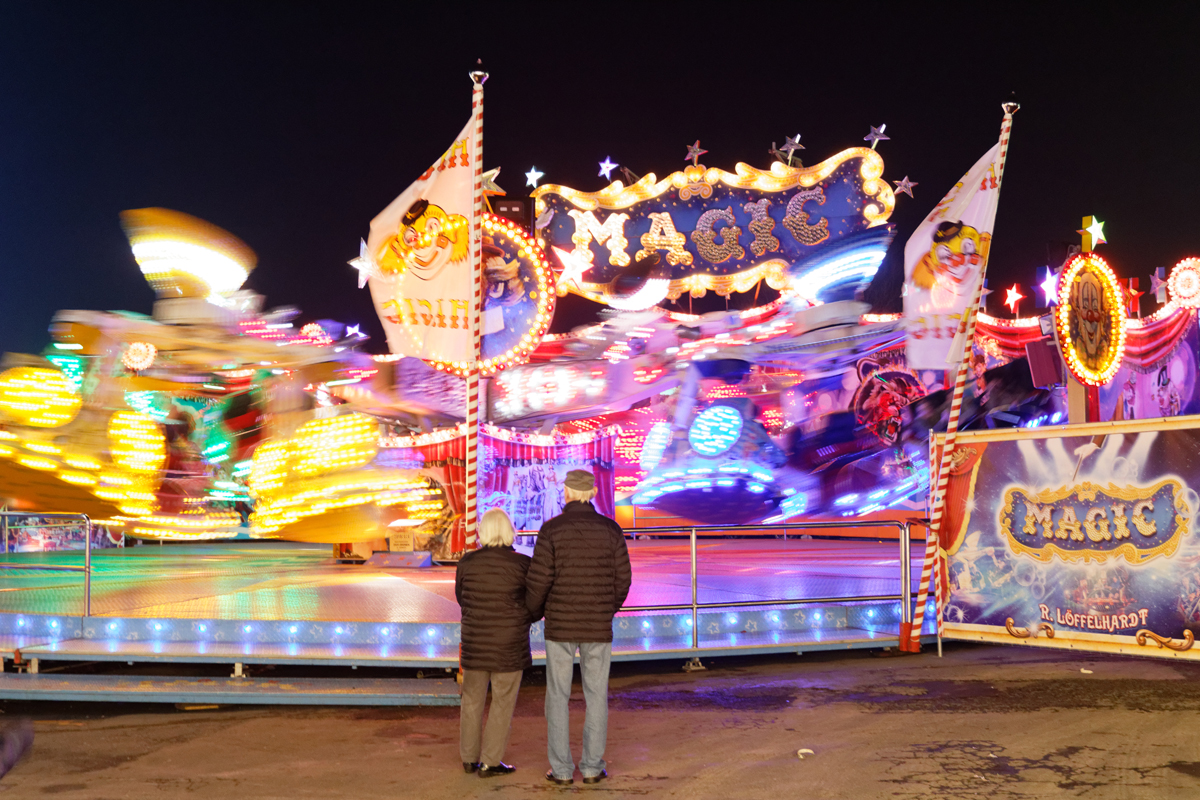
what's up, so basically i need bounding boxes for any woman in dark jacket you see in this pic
[455,508,533,778]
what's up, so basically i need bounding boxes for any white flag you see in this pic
[903,142,1002,369]
[366,116,477,363]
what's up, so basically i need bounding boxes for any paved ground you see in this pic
[3,643,1200,798]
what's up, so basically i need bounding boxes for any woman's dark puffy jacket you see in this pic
[455,545,533,672]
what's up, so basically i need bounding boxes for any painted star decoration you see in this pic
[1151,269,1168,302]
[348,239,380,289]
[551,246,590,290]
[481,167,505,196]
[864,124,890,147]
[1077,216,1107,248]
[685,140,708,166]
[1004,284,1025,315]
[893,176,917,198]
[781,134,804,155]
[1126,278,1144,316]
[598,157,618,181]
[1039,268,1060,306]
[525,166,544,188]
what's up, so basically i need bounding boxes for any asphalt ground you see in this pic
[2,643,1199,798]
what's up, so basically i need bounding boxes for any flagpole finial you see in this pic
[470,60,488,86]
[1002,93,1020,115]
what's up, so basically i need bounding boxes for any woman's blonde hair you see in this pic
[479,508,516,547]
[564,486,598,504]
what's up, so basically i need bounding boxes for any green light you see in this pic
[52,342,83,350]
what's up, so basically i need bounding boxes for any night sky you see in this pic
[1,4,1197,356]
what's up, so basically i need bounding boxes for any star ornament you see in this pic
[598,157,618,180]
[481,167,505,196]
[551,246,590,291]
[864,124,889,147]
[1004,284,1025,315]
[1077,215,1107,249]
[893,176,917,198]
[348,239,380,289]
[525,166,544,188]
[781,134,804,155]
[1039,268,1060,306]
[685,140,708,165]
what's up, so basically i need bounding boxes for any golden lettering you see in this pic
[1057,505,1083,541]
[449,299,468,330]
[690,207,745,264]
[1024,503,1054,538]
[1132,499,1157,536]
[782,188,830,246]
[637,212,693,266]
[1084,506,1111,542]
[1111,503,1131,540]
[742,199,780,256]
[568,210,630,267]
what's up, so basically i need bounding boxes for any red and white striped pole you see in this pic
[903,101,1018,652]
[462,69,487,554]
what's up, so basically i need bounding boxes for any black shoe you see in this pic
[545,771,574,785]
[479,762,516,777]
[462,762,481,774]
[582,770,608,785]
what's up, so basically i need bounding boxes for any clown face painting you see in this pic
[1068,266,1114,373]
[378,198,470,281]
[911,220,991,307]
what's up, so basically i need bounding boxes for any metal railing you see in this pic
[0,512,92,617]
[612,519,925,649]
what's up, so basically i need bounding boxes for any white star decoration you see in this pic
[598,157,618,180]
[525,166,544,188]
[346,324,364,339]
[551,246,590,289]
[348,239,379,289]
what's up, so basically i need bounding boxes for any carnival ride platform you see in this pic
[0,538,933,703]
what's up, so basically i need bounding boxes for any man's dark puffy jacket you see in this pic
[526,501,632,643]
[455,545,533,672]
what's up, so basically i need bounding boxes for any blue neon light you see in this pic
[688,406,743,457]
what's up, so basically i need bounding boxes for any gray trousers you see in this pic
[544,640,612,779]
[459,669,522,767]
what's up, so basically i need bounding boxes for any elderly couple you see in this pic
[455,469,632,785]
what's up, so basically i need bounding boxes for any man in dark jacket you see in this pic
[526,469,631,786]
[456,509,533,778]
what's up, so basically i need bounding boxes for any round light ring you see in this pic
[1053,253,1127,387]
[429,212,557,378]
[688,406,744,457]
[122,342,157,371]
[1169,258,1200,309]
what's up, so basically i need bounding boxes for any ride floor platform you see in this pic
[0,539,932,673]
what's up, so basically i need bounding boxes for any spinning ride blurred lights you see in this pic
[120,208,255,304]
[791,248,886,303]
[1054,253,1127,387]
[492,364,607,421]
[0,367,82,428]
[107,412,167,474]
[1168,258,1200,309]
[122,342,157,371]
[688,406,744,457]
[291,414,378,477]
[638,422,673,471]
